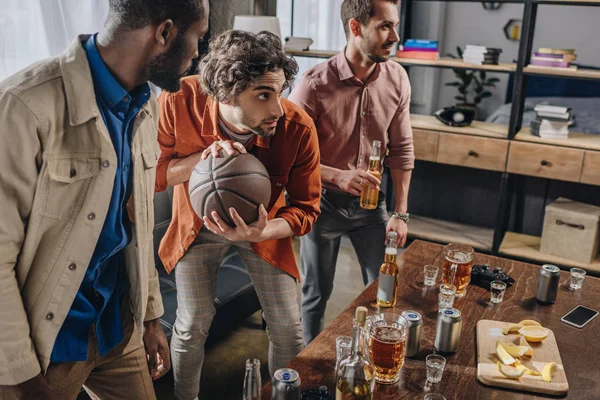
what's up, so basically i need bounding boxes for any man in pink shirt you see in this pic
[289,0,415,344]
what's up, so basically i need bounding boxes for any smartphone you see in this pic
[560,305,599,328]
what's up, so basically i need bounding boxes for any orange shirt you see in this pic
[155,76,321,279]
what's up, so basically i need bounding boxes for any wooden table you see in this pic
[262,240,600,399]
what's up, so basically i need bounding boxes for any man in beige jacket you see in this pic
[0,0,208,399]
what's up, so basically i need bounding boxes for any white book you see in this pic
[465,45,487,52]
[534,104,571,114]
[536,111,571,120]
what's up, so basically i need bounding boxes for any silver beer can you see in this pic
[434,308,462,353]
[401,310,423,358]
[536,264,561,304]
[272,368,301,400]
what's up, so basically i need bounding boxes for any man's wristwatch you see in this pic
[391,212,410,223]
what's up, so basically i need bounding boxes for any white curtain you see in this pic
[0,0,109,81]
[277,0,347,82]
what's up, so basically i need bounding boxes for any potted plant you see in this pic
[445,46,500,118]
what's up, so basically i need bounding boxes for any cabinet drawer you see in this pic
[581,150,600,186]
[436,133,508,172]
[413,129,439,162]
[507,141,584,183]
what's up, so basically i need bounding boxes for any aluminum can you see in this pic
[272,368,301,400]
[401,310,423,358]
[434,308,462,353]
[536,264,561,304]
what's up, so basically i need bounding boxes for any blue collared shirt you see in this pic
[51,34,151,362]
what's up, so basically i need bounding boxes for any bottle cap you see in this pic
[355,306,368,324]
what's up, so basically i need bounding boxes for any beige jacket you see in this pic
[0,36,163,385]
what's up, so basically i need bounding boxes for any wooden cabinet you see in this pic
[436,133,509,172]
[581,151,600,186]
[507,141,585,183]
[413,129,439,162]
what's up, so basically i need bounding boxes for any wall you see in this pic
[211,0,277,35]
[411,2,600,119]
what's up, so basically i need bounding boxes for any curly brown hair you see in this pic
[199,30,299,103]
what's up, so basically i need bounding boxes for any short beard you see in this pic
[360,35,394,63]
[147,32,190,92]
[236,103,279,138]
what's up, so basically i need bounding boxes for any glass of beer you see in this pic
[442,243,474,298]
[367,313,408,384]
[359,140,381,210]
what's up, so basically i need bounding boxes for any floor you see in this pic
[79,237,390,399]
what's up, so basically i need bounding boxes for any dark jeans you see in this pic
[300,188,388,345]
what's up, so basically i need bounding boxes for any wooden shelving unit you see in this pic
[515,128,600,151]
[411,114,509,139]
[287,50,517,73]
[523,65,600,80]
[499,232,600,274]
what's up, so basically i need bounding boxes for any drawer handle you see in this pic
[540,160,550,166]
[467,150,479,157]
[556,219,585,230]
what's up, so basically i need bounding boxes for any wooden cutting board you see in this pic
[476,320,569,395]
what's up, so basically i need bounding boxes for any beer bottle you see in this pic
[359,140,382,210]
[243,358,261,400]
[336,307,375,400]
[376,231,399,308]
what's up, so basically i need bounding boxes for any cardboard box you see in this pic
[540,198,600,264]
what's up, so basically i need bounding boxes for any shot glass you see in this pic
[569,268,586,290]
[438,284,456,311]
[424,394,447,400]
[490,281,507,304]
[335,335,352,367]
[426,354,446,384]
[424,265,439,287]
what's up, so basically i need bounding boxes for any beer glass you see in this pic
[367,313,408,384]
[441,243,474,298]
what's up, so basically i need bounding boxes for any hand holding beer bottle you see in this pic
[359,140,382,210]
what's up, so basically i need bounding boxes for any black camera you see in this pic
[470,264,515,290]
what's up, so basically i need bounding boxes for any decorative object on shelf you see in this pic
[462,45,502,66]
[540,198,600,264]
[397,39,439,60]
[529,48,578,70]
[503,19,522,41]
[284,36,314,52]
[446,47,500,115]
[482,2,502,10]
[434,106,476,127]
[233,15,282,42]
[530,104,572,139]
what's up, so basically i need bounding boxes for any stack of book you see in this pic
[530,105,572,139]
[530,48,577,70]
[396,39,439,60]
[462,45,502,65]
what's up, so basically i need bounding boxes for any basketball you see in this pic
[189,151,272,227]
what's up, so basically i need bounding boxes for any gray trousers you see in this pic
[300,188,388,345]
[171,229,303,400]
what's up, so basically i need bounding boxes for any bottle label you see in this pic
[377,273,395,302]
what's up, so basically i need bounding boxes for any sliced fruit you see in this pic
[514,360,540,376]
[496,341,516,365]
[541,362,558,382]
[519,326,549,343]
[498,342,530,358]
[502,324,524,335]
[519,336,534,356]
[497,361,525,379]
[518,319,542,327]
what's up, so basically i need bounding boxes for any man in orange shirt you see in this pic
[289,0,415,344]
[155,30,321,399]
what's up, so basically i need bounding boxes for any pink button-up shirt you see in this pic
[289,51,415,190]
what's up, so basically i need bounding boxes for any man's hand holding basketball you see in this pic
[203,204,269,242]
[201,140,246,160]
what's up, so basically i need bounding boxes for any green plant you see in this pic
[445,46,500,105]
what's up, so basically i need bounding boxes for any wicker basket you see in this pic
[540,198,600,264]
